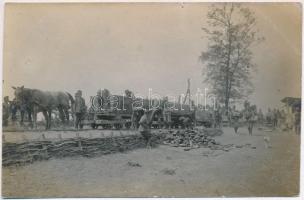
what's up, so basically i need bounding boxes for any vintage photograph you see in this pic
[1,2,302,198]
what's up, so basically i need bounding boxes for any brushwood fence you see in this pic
[3,133,165,167]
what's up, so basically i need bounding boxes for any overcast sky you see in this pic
[3,3,302,111]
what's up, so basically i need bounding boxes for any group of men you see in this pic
[3,89,301,147]
[2,96,19,127]
[264,107,301,134]
[228,102,301,135]
[228,102,257,135]
[264,108,284,127]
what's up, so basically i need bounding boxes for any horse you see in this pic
[12,86,74,130]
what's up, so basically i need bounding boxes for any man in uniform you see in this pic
[245,105,257,136]
[96,89,102,110]
[258,108,264,126]
[74,90,86,130]
[213,108,222,128]
[294,107,301,135]
[162,97,172,129]
[139,110,152,148]
[230,105,241,134]
[266,108,273,125]
[10,98,18,125]
[273,109,278,128]
[2,96,10,127]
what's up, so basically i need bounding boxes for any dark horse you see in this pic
[12,86,74,130]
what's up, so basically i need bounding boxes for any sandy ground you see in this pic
[2,127,300,198]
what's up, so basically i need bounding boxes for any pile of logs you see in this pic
[3,133,164,167]
[162,129,224,150]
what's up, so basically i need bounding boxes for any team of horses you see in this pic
[12,86,75,130]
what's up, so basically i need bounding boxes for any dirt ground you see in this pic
[2,127,300,198]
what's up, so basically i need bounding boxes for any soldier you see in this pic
[183,116,192,129]
[294,107,301,135]
[74,90,86,130]
[258,108,264,125]
[266,108,273,126]
[10,98,18,124]
[2,96,10,127]
[280,109,286,129]
[273,109,278,128]
[276,109,282,128]
[243,102,256,136]
[131,109,142,129]
[178,116,190,129]
[213,108,222,128]
[93,89,103,111]
[162,97,172,129]
[139,110,152,148]
[230,105,241,134]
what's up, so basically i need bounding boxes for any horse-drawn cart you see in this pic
[82,110,132,130]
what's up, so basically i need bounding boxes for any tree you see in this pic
[200,3,264,113]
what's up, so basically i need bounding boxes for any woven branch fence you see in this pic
[3,133,165,167]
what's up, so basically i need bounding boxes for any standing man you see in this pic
[243,102,255,136]
[162,97,172,129]
[2,96,10,127]
[213,108,222,128]
[163,108,172,129]
[266,108,272,125]
[94,89,103,111]
[294,107,301,135]
[139,110,152,148]
[280,109,286,129]
[74,90,86,130]
[10,98,18,125]
[230,105,241,134]
[273,109,278,128]
[183,116,192,129]
[258,108,264,126]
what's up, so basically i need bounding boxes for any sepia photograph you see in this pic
[1,1,302,198]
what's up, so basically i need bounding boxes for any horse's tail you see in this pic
[66,92,75,105]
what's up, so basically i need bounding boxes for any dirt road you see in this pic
[2,127,300,197]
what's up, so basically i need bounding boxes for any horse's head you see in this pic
[12,85,25,104]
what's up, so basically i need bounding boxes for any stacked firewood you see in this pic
[162,129,229,150]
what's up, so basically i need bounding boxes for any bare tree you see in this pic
[200,3,264,113]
